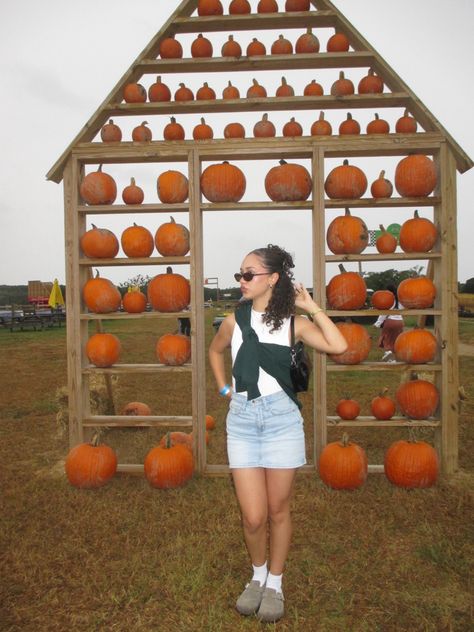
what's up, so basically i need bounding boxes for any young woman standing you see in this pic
[208,245,347,623]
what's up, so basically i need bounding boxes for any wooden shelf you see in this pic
[200,197,439,212]
[172,11,337,33]
[327,363,442,372]
[79,256,190,266]
[326,416,440,427]
[80,311,190,320]
[135,51,377,75]
[83,415,192,428]
[83,363,192,373]
[78,202,189,215]
[325,196,440,208]
[327,309,441,317]
[326,252,441,263]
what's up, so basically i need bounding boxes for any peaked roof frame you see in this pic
[46,0,472,183]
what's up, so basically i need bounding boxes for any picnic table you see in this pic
[0,306,66,331]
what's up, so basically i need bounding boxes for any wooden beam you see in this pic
[172,11,337,33]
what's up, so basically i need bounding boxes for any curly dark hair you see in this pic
[248,244,295,331]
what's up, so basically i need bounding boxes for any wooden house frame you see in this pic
[47,0,472,476]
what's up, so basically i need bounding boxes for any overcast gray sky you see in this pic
[1,0,473,290]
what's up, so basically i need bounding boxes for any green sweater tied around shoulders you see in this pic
[232,302,301,409]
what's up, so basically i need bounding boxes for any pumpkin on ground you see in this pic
[65,434,117,488]
[326,208,368,254]
[375,224,397,253]
[336,398,360,420]
[83,271,121,313]
[80,225,119,259]
[154,216,190,256]
[86,332,121,367]
[318,433,368,490]
[399,210,438,253]
[397,276,436,309]
[80,165,117,205]
[121,223,154,258]
[144,433,194,489]
[200,161,246,202]
[329,322,371,365]
[371,289,395,310]
[324,160,367,199]
[396,378,439,419]
[122,402,152,416]
[326,264,367,310]
[370,388,396,420]
[264,160,312,201]
[156,333,191,366]
[100,119,122,142]
[384,439,439,488]
[122,177,144,205]
[157,170,189,204]
[147,270,190,312]
[122,287,147,313]
[394,154,437,197]
[394,328,437,364]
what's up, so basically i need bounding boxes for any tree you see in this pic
[461,277,474,293]
[363,266,424,292]
[118,274,151,294]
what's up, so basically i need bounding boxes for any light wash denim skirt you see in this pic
[226,390,306,469]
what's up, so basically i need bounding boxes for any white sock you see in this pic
[251,561,268,587]
[266,571,283,594]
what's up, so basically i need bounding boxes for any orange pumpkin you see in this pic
[271,34,293,55]
[80,224,119,259]
[83,271,121,313]
[399,210,438,253]
[159,431,193,451]
[247,78,267,98]
[326,265,367,310]
[193,117,214,140]
[295,27,320,53]
[246,37,266,56]
[375,224,397,253]
[366,113,390,134]
[144,434,194,489]
[123,83,146,103]
[191,33,213,58]
[224,122,246,138]
[330,71,354,96]
[122,287,147,313]
[326,208,368,254]
[122,177,144,205]
[222,81,240,99]
[304,79,324,96]
[154,216,190,257]
[148,76,171,102]
[327,31,350,52]
[371,289,395,310]
[156,333,191,366]
[339,112,361,135]
[396,378,439,419]
[395,108,417,133]
[394,328,437,364]
[221,34,242,57]
[86,332,121,367]
[286,0,310,10]
[205,414,216,430]
[198,0,223,15]
[147,270,191,312]
[132,121,152,142]
[196,82,216,100]
[318,433,368,490]
[201,161,246,202]
[275,76,294,97]
[370,171,393,198]
[253,113,276,137]
[329,322,371,365]
[163,117,185,141]
[121,223,154,258]
[397,276,436,309]
[358,68,384,94]
[258,0,278,12]
[370,388,396,420]
[100,119,122,142]
[159,36,183,58]
[65,434,117,488]
[325,159,368,199]
[122,401,152,416]
[282,117,303,137]
[229,0,251,13]
[384,439,439,488]
[80,165,117,205]
[264,159,312,202]
[157,170,189,204]
[310,111,332,136]
[394,154,437,197]
[174,83,194,102]
[336,398,360,420]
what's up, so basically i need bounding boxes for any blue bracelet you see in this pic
[219,384,231,396]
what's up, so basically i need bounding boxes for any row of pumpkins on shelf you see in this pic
[65,427,439,491]
[101,110,417,144]
[80,154,437,207]
[122,69,383,105]
[196,1,324,17]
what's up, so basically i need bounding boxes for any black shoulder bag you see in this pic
[290,316,312,393]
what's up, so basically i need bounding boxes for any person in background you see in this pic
[373,283,404,362]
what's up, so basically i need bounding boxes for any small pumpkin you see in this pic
[174,83,194,102]
[275,76,295,97]
[246,37,266,56]
[83,271,121,313]
[80,165,117,206]
[144,433,194,489]
[271,34,293,55]
[330,71,354,96]
[196,82,216,101]
[191,33,213,58]
[264,159,312,202]
[327,31,350,52]
[100,119,122,143]
[329,322,371,365]
[163,117,185,141]
[221,34,242,57]
[397,276,436,309]
[122,287,147,314]
[370,171,393,198]
[396,377,439,419]
[205,414,216,430]
[285,0,310,10]
[258,0,278,12]
[201,161,246,202]
[304,79,324,96]
[156,333,191,366]
[318,433,368,490]
[375,224,397,253]
[247,78,267,98]
[122,177,144,205]
[193,117,214,140]
[80,224,119,259]
[326,264,367,310]
[147,270,191,312]
[310,111,332,136]
[325,159,368,199]
[384,439,439,488]
[157,170,189,204]
[198,0,223,15]
[222,81,240,99]
[370,387,396,420]
[339,112,361,135]
[395,108,417,133]
[154,216,190,257]
[224,122,246,138]
[326,208,368,255]
[123,83,146,103]
[394,328,437,364]
[336,398,360,420]
[122,401,152,416]
[148,76,171,102]
[358,68,384,94]
[394,154,437,197]
[86,332,121,367]
[65,434,117,489]
[366,113,390,134]
[159,431,193,451]
[371,289,395,310]
[253,113,276,138]
[121,223,154,258]
[399,210,438,253]
[132,121,152,142]
[295,27,320,53]
[229,0,251,13]
[282,117,303,137]
[159,36,183,59]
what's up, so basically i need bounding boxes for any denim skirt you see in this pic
[226,390,306,469]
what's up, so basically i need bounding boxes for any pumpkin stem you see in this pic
[338,263,346,273]
[165,432,172,449]
[281,76,288,85]
[346,112,353,120]
[341,432,350,447]
[228,35,234,41]
[141,121,148,126]
[379,386,389,397]
[339,71,345,79]
[91,223,97,229]
[94,269,100,278]
[108,119,114,125]
[343,159,349,166]
[344,207,351,216]
[130,177,136,186]
[169,216,176,224]
[414,209,420,218]
[91,431,102,447]
[200,117,205,124]
[306,27,312,34]
[378,170,386,179]
[170,116,176,123]
[262,113,269,121]
[97,164,103,173]
[279,159,288,165]
[252,78,259,86]
[319,111,325,120]
[374,113,380,120]
[379,224,387,232]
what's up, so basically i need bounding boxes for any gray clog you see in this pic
[236,580,265,615]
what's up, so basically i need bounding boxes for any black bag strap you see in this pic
[290,315,296,348]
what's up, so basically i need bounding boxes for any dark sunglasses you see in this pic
[234,272,271,282]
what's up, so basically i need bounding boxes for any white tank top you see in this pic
[231,309,291,397]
